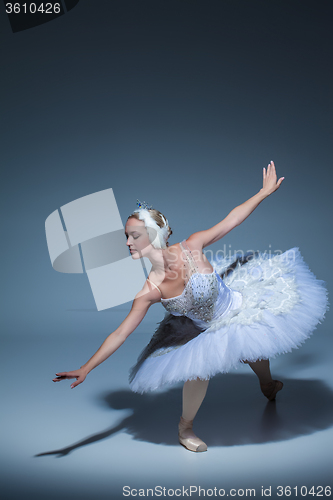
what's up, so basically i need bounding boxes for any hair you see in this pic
[127,209,173,246]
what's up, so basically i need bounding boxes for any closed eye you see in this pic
[125,232,140,239]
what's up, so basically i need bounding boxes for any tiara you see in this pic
[136,199,152,210]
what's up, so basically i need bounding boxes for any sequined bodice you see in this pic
[161,241,234,325]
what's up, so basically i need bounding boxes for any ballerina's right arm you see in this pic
[53,283,161,389]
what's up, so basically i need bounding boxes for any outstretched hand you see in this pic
[262,161,284,195]
[53,367,87,389]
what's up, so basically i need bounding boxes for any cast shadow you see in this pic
[35,374,333,457]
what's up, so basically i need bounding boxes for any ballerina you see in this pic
[53,161,329,452]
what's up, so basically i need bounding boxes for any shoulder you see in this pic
[167,239,202,253]
[184,234,204,251]
[167,241,181,252]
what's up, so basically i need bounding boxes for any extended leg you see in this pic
[244,359,283,401]
[178,378,209,452]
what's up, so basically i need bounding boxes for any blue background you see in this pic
[1,1,332,499]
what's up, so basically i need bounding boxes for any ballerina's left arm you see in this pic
[188,161,284,248]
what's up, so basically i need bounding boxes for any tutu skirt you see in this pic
[129,247,329,393]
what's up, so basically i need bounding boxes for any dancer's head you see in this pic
[125,202,172,258]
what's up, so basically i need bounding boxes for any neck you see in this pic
[145,246,176,275]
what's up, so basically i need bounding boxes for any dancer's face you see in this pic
[125,218,152,258]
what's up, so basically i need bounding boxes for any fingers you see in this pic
[264,161,285,190]
[52,371,77,382]
[53,370,86,389]
[268,161,285,186]
[263,161,273,179]
[266,161,277,181]
[262,161,284,194]
[70,380,81,389]
[70,374,86,389]
[267,160,275,173]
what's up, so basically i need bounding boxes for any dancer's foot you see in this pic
[260,380,283,401]
[178,416,207,452]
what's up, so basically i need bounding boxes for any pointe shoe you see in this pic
[178,416,207,452]
[260,380,284,401]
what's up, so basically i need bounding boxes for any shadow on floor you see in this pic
[35,374,333,457]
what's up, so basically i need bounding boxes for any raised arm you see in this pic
[188,161,284,249]
[53,283,161,388]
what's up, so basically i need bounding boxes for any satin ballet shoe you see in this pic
[178,416,207,452]
[260,380,284,401]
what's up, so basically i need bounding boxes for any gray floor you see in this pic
[1,305,332,500]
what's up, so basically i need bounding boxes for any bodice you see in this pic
[161,241,237,325]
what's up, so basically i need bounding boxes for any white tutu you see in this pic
[129,247,329,393]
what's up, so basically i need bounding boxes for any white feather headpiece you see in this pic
[133,200,169,249]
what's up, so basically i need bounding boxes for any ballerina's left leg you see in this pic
[244,359,283,401]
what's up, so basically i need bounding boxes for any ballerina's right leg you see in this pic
[179,378,209,452]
